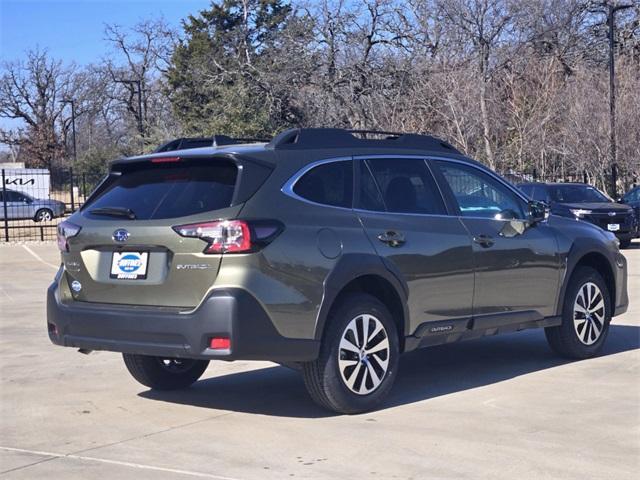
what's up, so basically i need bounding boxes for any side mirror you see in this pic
[528,200,548,224]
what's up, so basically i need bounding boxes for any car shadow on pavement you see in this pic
[624,241,640,250]
[139,324,640,418]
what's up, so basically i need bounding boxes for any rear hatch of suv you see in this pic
[61,154,271,308]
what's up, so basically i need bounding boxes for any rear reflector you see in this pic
[210,337,231,350]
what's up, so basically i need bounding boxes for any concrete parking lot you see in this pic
[1,242,638,479]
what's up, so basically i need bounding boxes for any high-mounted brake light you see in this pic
[173,219,283,254]
[57,220,81,252]
[151,156,181,163]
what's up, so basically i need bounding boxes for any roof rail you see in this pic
[155,135,271,153]
[267,128,459,153]
[347,129,405,138]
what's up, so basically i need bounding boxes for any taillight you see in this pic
[57,220,81,252]
[172,219,282,254]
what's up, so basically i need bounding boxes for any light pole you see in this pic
[606,1,633,198]
[60,98,77,165]
[115,78,144,138]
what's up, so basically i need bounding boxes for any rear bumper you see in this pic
[47,283,319,362]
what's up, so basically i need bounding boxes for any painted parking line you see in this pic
[0,446,243,480]
[21,245,59,270]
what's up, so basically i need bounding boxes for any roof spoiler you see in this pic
[266,128,460,153]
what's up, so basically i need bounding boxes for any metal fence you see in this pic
[1,168,103,242]
[1,163,637,242]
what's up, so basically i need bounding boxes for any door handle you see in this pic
[377,230,406,247]
[473,234,495,248]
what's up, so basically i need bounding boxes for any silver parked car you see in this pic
[0,188,65,221]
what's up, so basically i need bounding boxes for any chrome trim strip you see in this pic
[280,153,530,219]
[353,208,454,219]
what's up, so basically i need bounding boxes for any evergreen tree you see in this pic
[166,0,300,137]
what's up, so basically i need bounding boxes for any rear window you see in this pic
[85,160,237,220]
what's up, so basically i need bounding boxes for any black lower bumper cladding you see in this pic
[47,284,319,362]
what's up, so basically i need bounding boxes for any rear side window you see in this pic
[85,160,237,220]
[365,158,446,214]
[4,191,28,202]
[293,161,353,208]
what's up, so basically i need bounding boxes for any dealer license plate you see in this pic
[110,251,149,279]
[607,224,620,232]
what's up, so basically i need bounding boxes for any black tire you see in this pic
[545,266,611,359]
[34,208,53,222]
[302,294,400,414]
[619,239,631,249]
[122,354,209,390]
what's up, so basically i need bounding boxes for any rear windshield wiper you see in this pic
[89,206,136,219]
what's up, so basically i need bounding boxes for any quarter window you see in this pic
[293,161,353,208]
[364,158,446,215]
[436,162,525,219]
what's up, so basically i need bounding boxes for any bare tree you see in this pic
[0,49,81,168]
[103,19,176,145]
[436,0,519,169]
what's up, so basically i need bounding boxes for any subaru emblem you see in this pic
[113,229,130,242]
[71,280,82,292]
[608,212,616,217]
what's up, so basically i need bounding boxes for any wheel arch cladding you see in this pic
[315,254,409,350]
[563,250,616,316]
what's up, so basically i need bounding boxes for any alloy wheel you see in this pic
[573,282,606,346]
[338,314,390,395]
[37,210,52,221]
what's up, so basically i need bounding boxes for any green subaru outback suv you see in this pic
[48,128,628,414]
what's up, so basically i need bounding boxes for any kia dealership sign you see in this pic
[2,169,50,198]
